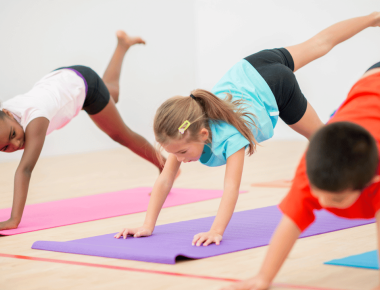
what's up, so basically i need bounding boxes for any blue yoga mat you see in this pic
[325,250,379,269]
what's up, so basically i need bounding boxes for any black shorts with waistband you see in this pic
[55,65,110,115]
[244,48,307,125]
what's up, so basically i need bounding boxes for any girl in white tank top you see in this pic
[0,31,169,231]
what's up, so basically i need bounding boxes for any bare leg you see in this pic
[90,31,166,173]
[289,102,324,140]
[102,31,145,103]
[284,13,379,139]
[90,98,165,172]
[286,12,378,72]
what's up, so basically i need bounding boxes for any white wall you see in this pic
[194,0,380,140]
[1,0,380,163]
[0,0,197,162]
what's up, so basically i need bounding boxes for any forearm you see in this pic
[210,148,245,235]
[10,169,32,223]
[143,176,173,230]
[210,186,239,235]
[314,13,376,50]
[258,215,301,282]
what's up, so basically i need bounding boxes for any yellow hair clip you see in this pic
[178,120,191,134]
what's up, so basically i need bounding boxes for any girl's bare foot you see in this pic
[116,30,146,50]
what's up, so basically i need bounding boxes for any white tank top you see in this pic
[1,69,86,135]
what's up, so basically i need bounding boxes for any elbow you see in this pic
[17,166,33,177]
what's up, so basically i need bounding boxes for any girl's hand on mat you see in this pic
[0,218,20,231]
[192,231,223,246]
[114,227,153,239]
[221,275,270,290]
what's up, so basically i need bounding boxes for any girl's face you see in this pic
[0,110,25,153]
[162,128,209,163]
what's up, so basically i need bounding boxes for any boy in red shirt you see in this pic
[222,64,380,289]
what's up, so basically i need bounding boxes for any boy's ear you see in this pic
[199,128,209,142]
[371,175,380,184]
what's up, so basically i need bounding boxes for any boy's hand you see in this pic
[114,226,153,239]
[0,218,20,231]
[221,275,270,290]
[192,230,223,246]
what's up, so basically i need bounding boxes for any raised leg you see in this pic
[102,31,145,103]
[289,102,324,140]
[286,12,379,72]
[89,98,165,172]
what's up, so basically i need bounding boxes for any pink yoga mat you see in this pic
[0,188,240,236]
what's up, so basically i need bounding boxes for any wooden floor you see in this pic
[0,141,377,290]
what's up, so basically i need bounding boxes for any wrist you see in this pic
[209,227,224,236]
[256,272,272,287]
[9,216,21,224]
[257,271,273,285]
[142,223,155,232]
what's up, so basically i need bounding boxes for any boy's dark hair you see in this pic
[306,122,378,192]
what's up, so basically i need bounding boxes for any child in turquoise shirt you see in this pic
[116,13,378,247]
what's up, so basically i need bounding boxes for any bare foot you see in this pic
[116,30,146,50]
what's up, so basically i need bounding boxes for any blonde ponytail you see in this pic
[154,89,258,155]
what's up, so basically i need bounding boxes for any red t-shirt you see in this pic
[279,72,380,232]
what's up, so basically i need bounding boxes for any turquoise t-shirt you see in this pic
[199,59,279,167]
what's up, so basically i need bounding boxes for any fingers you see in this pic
[114,227,152,239]
[196,235,208,247]
[192,233,201,246]
[114,228,131,239]
[134,230,144,238]
[192,233,207,246]
[192,232,222,246]
[134,228,152,238]
[204,235,222,246]
[203,238,214,246]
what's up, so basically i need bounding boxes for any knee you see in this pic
[111,89,119,104]
[109,132,123,143]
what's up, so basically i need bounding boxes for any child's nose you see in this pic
[318,196,329,207]
[177,156,185,162]
[12,139,21,150]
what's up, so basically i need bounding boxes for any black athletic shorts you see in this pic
[244,48,307,125]
[55,65,110,115]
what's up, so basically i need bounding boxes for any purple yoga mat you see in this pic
[32,205,374,264]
